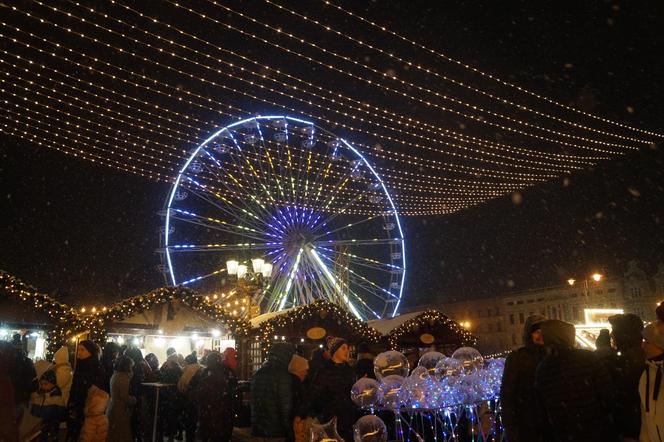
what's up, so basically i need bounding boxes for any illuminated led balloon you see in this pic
[435,357,463,379]
[417,351,445,375]
[379,375,405,410]
[353,415,388,442]
[373,351,409,380]
[451,347,484,374]
[351,378,382,409]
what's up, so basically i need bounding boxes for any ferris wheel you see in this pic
[160,115,405,320]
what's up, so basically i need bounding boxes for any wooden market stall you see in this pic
[0,270,78,359]
[79,286,249,363]
[240,300,382,378]
[370,309,476,364]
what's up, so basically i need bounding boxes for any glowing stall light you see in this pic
[278,248,304,311]
[237,265,248,279]
[211,329,222,337]
[340,139,406,317]
[252,258,265,273]
[309,248,362,320]
[261,262,273,278]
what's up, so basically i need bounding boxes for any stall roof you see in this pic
[367,311,423,335]
[249,308,292,328]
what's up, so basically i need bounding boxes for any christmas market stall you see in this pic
[78,286,250,363]
[370,309,477,364]
[0,270,78,359]
[241,300,382,377]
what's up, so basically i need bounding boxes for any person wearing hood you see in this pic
[602,313,645,440]
[499,314,547,442]
[53,346,72,405]
[100,342,120,394]
[107,355,136,442]
[178,352,203,442]
[29,369,67,441]
[354,342,375,380]
[308,336,357,441]
[535,319,618,442]
[289,354,311,442]
[198,351,234,442]
[251,342,296,440]
[160,347,183,442]
[79,385,109,442]
[67,340,103,442]
[639,322,664,441]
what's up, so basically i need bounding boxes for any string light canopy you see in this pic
[1,2,662,216]
[0,270,78,355]
[382,310,477,350]
[255,299,382,353]
[78,286,251,346]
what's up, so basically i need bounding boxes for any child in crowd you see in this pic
[79,385,109,442]
[30,369,67,441]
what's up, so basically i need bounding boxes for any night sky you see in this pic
[1,0,663,309]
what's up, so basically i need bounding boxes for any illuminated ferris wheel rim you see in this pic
[163,114,406,318]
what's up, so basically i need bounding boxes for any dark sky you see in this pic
[1,0,663,309]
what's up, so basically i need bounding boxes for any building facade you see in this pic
[440,261,664,354]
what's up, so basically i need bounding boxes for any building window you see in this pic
[507,301,514,306]
[519,312,525,324]
[572,306,578,322]
[631,287,642,299]
[517,300,524,305]
[509,314,515,325]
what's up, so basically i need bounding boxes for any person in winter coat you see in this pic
[197,351,234,442]
[535,319,618,442]
[308,348,326,384]
[639,322,664,442]
[160,347,183,442]
[107,355,136,442]
[289,354,310,442]
[144,353,161,380]
[499,314,546,442]
[0,342,18,442]
[67,340,103,442]
[251,342,296,439]
[100,342,120,394]
[29,369,67,441]
[178,352,203,442]
[354,342,375,380]
[52,346,73,406]
[79,385,109,442]
[221,347,239,428]
[600,313,646,441]
[309,337,357,442]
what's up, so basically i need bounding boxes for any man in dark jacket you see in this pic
[354,342,375,380]
[499,314,546,442]
[197,351,233,442]
[251,342,296,440]
[535,319,618,442]
[309,336,357,442]
[602,313,645,441]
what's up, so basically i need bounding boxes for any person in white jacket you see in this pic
[639,322,664,441]
[53,346,72,405]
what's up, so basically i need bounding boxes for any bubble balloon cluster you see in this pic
[353,415,388,442]
[354,348,505,410]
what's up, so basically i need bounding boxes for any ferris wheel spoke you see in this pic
[255,120,288,202]
[312,215,381,241]
[218,133,284,210]
[168,206,264,236]
[317,246,401,273]
[181,177,270,233]
[178,266,227,286]
[315,249,399,301]
[167,242,282,252]
[200,148,277,221]
[274,247,305,311]
[313,238,401,247]
[168,211,268,243]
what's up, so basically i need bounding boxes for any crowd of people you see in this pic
[4,304,664,442]
[500,304,664,442]
[0,337,240,442]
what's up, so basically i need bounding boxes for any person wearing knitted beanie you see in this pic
[307,337,356,440]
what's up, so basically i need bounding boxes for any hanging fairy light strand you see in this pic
[320,0,664,139]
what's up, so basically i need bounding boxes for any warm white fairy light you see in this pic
[264,0,658,146]
[320,0,664,139]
